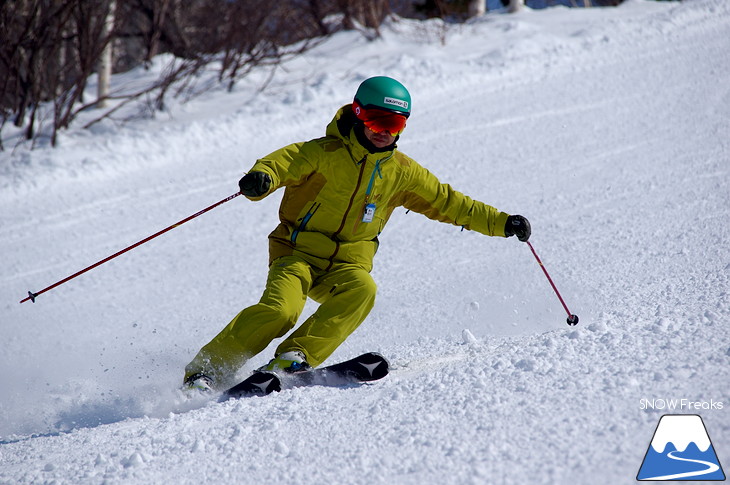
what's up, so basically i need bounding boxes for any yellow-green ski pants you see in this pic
[184,256,377,386]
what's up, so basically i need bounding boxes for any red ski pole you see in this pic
[525,241,579,326]
[20,192,242,304]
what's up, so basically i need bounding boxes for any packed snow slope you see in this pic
[1,1,729,484]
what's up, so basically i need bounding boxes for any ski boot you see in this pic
[183,372,214,393]
[259,350,311,375]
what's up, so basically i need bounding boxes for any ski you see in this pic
[221,352,389,400]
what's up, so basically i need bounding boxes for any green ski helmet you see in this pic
[353,76,411,117]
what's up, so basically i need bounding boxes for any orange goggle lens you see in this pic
[353,102,408,136]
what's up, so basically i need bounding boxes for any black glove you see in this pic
[238,172,271,197]
[504,215,531,242]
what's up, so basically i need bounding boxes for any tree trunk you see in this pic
[468,0,486,17]
[97,0,116,108]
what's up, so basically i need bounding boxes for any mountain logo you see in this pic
[637,414,726,481]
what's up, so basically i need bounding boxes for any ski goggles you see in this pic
[353,101,409,136]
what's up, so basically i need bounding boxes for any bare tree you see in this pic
[338,0,391,32]
[1,0,337,149]
[8,0,549,150]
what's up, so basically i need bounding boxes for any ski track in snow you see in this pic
[1,1,729,484]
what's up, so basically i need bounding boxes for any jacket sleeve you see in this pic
[244,142,318,200]
[400,158,510,237]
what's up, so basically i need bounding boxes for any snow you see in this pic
[1,0,729,483]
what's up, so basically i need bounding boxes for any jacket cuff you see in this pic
[494,211,510,237]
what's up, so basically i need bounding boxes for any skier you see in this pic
[184,76,530,392]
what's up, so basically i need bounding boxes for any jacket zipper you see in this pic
[291,202,321,243]
[326,157,368,270]
[363,153,391,205]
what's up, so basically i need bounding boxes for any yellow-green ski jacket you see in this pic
[246,105,510,272]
